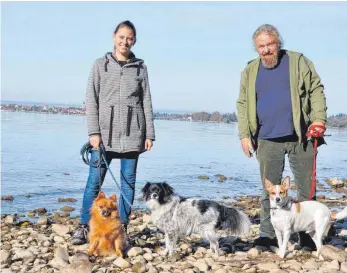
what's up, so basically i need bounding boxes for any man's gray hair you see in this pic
[252,24,283,49]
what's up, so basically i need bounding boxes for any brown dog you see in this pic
[88,192,125,257]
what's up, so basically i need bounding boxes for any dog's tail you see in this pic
[218,205,251,236]
[331,206,347,220]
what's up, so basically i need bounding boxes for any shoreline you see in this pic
[1,190,347,273]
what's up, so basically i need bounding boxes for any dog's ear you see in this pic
[282,176,290,190]
[109,194,117,202]
[264,178,273,191]
[141,182,151,196]
[96,191,106,200]
[162,183,174,196]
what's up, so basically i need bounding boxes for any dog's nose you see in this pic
[152,193,158,198]
[276,197,281,202]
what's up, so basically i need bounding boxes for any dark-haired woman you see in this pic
[72,21,155,245]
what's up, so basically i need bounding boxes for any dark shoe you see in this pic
[122,224,128,234]
[253,236,278,247]
[295,232,316,251]
[71,224,89,245]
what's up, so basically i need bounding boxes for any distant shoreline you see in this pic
[1,103,347,128]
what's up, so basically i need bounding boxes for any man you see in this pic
[236,24,327,248]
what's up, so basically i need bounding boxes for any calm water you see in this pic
[1,111,347,217]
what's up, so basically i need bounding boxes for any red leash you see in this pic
[306,124,326,200]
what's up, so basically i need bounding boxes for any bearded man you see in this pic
[236,24,327,248]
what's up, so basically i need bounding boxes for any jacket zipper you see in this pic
[108,106,114,147]
[126,106,133,136]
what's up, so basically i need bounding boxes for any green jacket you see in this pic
[236,50,327,144]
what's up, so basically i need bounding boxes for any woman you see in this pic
[72,20,155,245]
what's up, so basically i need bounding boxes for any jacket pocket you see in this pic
[107,106,115,147]
[126,106,133,136]
[136,113,140,130]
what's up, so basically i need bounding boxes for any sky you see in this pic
[1,1,347,114]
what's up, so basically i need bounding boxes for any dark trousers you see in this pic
[256,136,315,238]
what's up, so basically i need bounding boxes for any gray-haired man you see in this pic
[237,24,327,248]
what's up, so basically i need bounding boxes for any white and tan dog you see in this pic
[265,176,347,259]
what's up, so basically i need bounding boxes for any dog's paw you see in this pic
[278,249,286,259]
[116,249,123,258]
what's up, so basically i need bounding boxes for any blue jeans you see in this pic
[80,150,139,225]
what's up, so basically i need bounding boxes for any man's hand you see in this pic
[241,138,254,158]
[307,121,326,135]
[145,139,153,151]
[89,135,101,149]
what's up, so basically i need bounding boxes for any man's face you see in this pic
[255,32,280,69]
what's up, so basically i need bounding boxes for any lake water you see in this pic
[1,111,347,218]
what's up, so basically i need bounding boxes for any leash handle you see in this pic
[306,124,326,200]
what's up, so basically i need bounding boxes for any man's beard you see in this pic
[261,52,279,69]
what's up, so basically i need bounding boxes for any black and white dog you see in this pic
[141,182,251,256]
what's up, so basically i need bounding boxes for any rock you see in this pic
[132,261,147,273]
[5,215,16,224]
[282,260,302,271]
[194,259,209,272]
[339,229,347,236]
[55,247,69,262]
[25,194,30,198]
[58,198,77,202]
[215,269,228,273]
[113,257,130,268]
[52,224,70,236]
[12,249,35,262]
[322,260,340,270]
[69,252,89,264]
[198,175,209,180]
[37,217,48,225]
[60,206,74,212]
[127,247,144,257]
[245,268,257,273]
[328,178,344,188]
[341,262,347,273]
[37,208,47,214]
[53,236,65,243]
[290,185,297,190]
[1,195,14,201]
[247,247,260,258]
[320,245,347,262]
[61,260,93,273]
[302,259,320,270]
[1,250,10,264]
[143,253,153,261]
[49,257,69,269]
[27,211,36,218]
[256,262,280,271]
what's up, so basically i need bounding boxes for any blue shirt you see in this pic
[256,52,294,139]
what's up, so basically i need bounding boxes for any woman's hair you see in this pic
[252,24,283,49]
[114,20,137,44]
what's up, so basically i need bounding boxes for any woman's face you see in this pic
[113,26,135,56]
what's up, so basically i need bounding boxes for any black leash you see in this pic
[80,142,134,208]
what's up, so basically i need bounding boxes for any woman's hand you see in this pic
[90,135,101,149]
[145,139,153,151]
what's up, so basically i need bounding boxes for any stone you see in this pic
[341,262,347,273]
[12,249,35,262]
[60,206,74,212]
[1,195,14,201]
[127,247,144,257]
[1,250,10,264]
[5,215,16,224]
[247,247,260,258]
[113,257,130,268]
[37,217,48,225]
[320,245,347,263]
[52,224,70,236]
[256,262,280,271]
